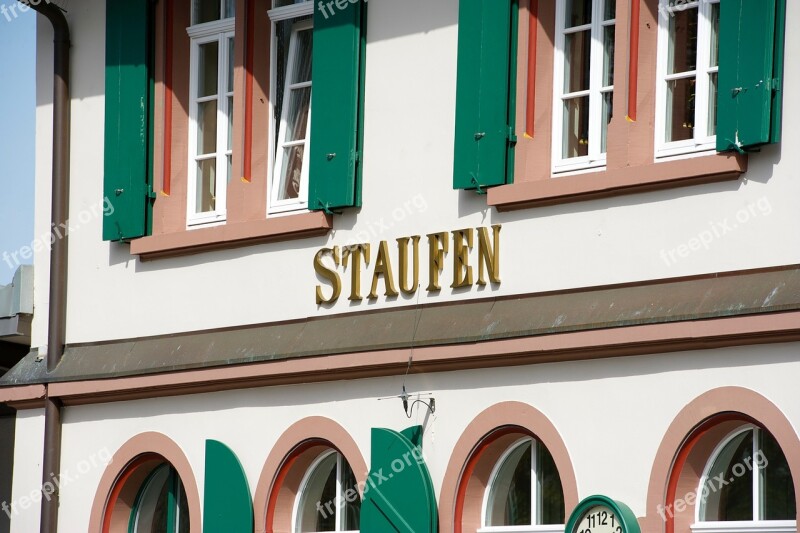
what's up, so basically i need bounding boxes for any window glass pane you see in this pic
[274,0,311,6]
[538,443,565,525]
[668,6,698,74]
[604,0,615,20]
[486,440,532,526]
[197,100,218,155]
[198,41,219,98]
[666,77,695,142]
[283,88,311,143]
[601,91,613,154]
[274,16,311,155]
[699,430,754,522]
[176,480,190,533]
[564,30,590,93]
[192,0,221,24]
[227,37,235,93]
[762,431,797,520]
[603,25,615,87]
[707,72,717,137]
[132,466,171,533]
[564,0,592,27]
[224,0,235,19]
[292,29,313,83]
[563,96,589,158]
[196,159,217,213]
[341,460,361,531]
[296,453,337,532]
[227,96,234,150]
[277,145,305,201]
[708,2,719,68]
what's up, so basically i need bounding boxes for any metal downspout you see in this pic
[25,2,70,531]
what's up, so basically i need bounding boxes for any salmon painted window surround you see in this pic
[488,0,747,212]
[130,0,332,260]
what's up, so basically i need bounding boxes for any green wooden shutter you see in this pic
[717,0,784,152]
[453,0,517,191]
[103,0,154,242]
[203,440,254,533]
[308,1,366,213]
[361,426,438,533]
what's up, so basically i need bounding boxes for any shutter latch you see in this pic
[318,201,342,216]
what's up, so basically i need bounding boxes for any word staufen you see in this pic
[314,225,501,304]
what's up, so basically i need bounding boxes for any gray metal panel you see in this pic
[2,267,800,385]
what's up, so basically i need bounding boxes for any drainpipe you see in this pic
[26,2,70,532]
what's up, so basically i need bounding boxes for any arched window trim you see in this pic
[478,436,565,533]
[691,424,797,533]
[291,448,360,533]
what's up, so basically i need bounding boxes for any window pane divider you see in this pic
[289,80,313,90]
[563,23,592,34]
[562,89,591,99]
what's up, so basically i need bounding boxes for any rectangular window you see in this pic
[656,0,719,158]
[552,0,615,173]
[268,0,314,214]
[187,0,235,226]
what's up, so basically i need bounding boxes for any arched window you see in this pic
[294,450,360,532]
[480,437,565,532]
[130,464,190,533]
[693,425,796,532]
[103,456,190,533]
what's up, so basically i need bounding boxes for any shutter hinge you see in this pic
[146,184,157,200]
[772,77,782,93]
[507,126,517,145]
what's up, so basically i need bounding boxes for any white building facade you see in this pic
[0,0,798,532]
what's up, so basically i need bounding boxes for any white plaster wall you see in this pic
[26,0,800,347]
[8,409,44,533]
[54,343,800,530]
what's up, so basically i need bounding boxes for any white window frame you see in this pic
[691,425,797,533]
[292,450,359,533]
[187,16,235,227]
[267,0,314,215]
[655,0,719,159]
[478,437,565,533]
[552,0,615,175]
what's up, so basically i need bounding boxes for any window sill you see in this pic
[488,153,747,211]
[129,211,333,261]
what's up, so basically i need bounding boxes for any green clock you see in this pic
[565,495,641,533]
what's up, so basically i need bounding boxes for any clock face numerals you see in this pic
[575,505,623,533]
